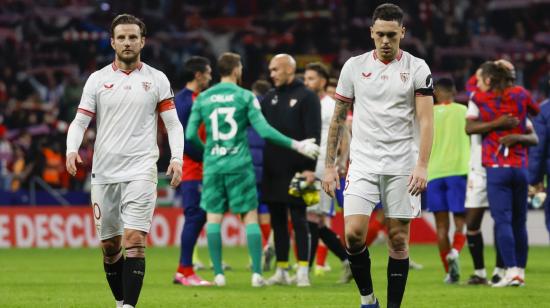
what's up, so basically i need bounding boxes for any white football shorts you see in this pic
[464,170,488,209]
[91,180,157,240]
[343,171,421,219]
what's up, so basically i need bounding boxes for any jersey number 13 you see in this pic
[209,107,238,141]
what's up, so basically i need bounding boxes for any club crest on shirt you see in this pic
[400,72,410,83]
[271,95,278,105]
[142,81,152,92]
[381,75,389,81]
[289,98,298,107]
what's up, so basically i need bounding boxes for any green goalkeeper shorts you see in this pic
[200,169,259,214]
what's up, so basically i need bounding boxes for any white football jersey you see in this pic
[335,50,433,175]
[78,62,174,184]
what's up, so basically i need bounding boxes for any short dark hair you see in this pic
[218,52,241,77]
[328,78,338,88]
[252,80,272,97]
[182,56,211,83]
[111,14,146,37]
[305,62,330,88]
[480,61,511,92]
[372,3,404,25]
[435,78,455,92]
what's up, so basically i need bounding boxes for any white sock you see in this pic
[518,268,525,280]
[123,305,134,308]
[505,267,519,279]
[116,300,123,308]
[493,267,505,276]
[297,265,309,276]
[448,248,459,259]
[360,293,376,305]
[474,269,487,278]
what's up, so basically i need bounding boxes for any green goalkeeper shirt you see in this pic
[186,82,293,174]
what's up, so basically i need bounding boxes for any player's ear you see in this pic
[140,36,145,49]
[401,26,405,39]
[110,37,115,50]
[370,26,374,39]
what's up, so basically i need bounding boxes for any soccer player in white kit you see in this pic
[322,4,434,308]
[303,62,352,284]
[65,14,184,308]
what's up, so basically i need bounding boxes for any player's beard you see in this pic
[116,49,140,66]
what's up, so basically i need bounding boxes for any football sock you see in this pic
[452,232,466,252]
[347,246,373,296]
[289,205,309,262]
[260,223,271,247]
[474,269,487,278]
[104,252,124,301]
[365,217,383,246]
[319,226,348,261]
[206,223,223,275]
[467,233,485,270]
[177,265,194,277]
[316,244,328,267]
[123,257,145,307]
[387,257,409,308]
[308,222,319,267]
[246,223,263,274]
[439,249,450,273]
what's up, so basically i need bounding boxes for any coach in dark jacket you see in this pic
[261,54,321,286]
[529,99,550,239]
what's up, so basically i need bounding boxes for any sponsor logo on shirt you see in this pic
[289,98,297,107]
[400,72,410,83]
[210,144,239,156]
[142,81,151,92]
[104,83,114,89]
[361,72,372,79]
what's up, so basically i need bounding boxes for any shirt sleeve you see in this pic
[157,72,174,104]
[528,110,548,184]
[466,100,480,120]
[335,58,354,103]
[77,72,98,117]
[413,60,434,96]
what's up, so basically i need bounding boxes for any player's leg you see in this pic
[227,171,265,286]
[465,171,489,284]
[427,178,452,276]
[289,202,311,287]
[381,174,421,308]
[486,168,518,287]
[385,218,411,308]
[306,212,321,268]
[447,176,467,284]
[200,173,227,284]
[258,203,274,271]
[511,168,529,284]
[92,183,124,308]
[344,172,380,307]
[266,202,292,285]
[175,180,210,286]
[120,180,156,308]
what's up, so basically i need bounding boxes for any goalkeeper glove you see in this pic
[291,138,320,159]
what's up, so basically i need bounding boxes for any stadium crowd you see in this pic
[0,0,549,194]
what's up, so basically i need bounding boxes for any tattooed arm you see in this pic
[322,99,352,197]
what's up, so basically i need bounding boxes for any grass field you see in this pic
[1,244,549,307]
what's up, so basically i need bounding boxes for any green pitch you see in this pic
[1,245,549,307]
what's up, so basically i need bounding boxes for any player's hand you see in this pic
[292,138,320,160]
[66,152,82,176]
[498,134,520,147]
[322,166,340,198]
[302,170,316,184]
[494,114,519,130]
[166,159,183,188]
[408,165,427,196]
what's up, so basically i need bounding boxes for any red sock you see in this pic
[452,232,466,252]
[177,265,195,277]
[316,245,328,266]
[439,249,450,273]
[260,223,271,247]
[365,217,383,246]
